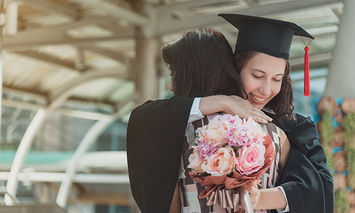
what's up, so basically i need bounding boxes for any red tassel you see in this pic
[304,46,310,96]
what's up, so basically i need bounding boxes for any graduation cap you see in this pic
[219,13,314,96]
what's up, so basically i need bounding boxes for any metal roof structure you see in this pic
[2,0,342,117]
[0,0,344,211]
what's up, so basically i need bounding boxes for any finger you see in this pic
[251,111,272,122]
[249,115,268,124]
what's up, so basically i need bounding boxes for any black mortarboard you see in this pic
[219,13,314,96]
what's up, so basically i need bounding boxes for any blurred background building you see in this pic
[0,0,354,212]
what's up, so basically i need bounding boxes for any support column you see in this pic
[0,0,5,148]
[134,28,161,104]
[324,0,355,98]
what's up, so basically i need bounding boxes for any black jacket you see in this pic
[127,97,334,213]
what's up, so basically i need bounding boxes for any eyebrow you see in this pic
[251,68,284,76]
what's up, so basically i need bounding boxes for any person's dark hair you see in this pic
[234,51,295,121]
[162,28,246,98]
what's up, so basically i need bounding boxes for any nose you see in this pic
[259,80,272,97]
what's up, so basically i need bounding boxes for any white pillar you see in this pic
[324,0,355,98]
[0,2,5,149]
[6,2,18,36]
[134,29,161,104]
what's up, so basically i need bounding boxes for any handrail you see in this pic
[0,189,19,205]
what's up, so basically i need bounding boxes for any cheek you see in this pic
[240,72,255,93]
[270,82,282,98]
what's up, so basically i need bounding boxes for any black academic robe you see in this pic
[272,114,334,213]
[127,97,194,213]
[127,96,334,213]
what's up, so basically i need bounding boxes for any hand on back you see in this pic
[199,95,272,124]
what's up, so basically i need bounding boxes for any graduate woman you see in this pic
[127,14,333,213]
[195,14,334,213]
[161,28,292,213]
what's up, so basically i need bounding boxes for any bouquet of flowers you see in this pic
[188,114,276,209]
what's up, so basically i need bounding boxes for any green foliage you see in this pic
[346,146,355,175]
[320,110,334,146]
[324,148,334,173]
[343,113,355,141]
[320,110,334,174]
[343,113,355,180]
[335,189,349,213]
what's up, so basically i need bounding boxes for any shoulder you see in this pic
[274,113,316,136]
[279,128,290,152]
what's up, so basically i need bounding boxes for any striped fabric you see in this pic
[178,115,281,213]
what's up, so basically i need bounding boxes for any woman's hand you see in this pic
[238,183,260,212]
[199,95,272,123]
[248,185,261,208]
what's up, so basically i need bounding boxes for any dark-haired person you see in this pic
[195,14,334,213]
[127,28,282,213]
[162,28,291,213]
[127,15,333,213]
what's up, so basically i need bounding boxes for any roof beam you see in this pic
[84,46,129,64]
[48,68,129,108]
[290,51,332,70]
[158,0,233,13]
[2,98,115,121]
[85,0,149,26]
[157,0,342,36]
[14,0,79,20]
[3,17,133,50]
[14,50,87,72]
[4,36,129,51]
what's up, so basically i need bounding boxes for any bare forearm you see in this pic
[199,95,272,123]
[169,182,181,213]
[254,187,287,210]
[199,95,226,115]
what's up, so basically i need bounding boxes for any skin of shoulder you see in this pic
[278,128,291,176]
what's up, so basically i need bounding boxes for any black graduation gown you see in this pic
[127,97,194,213]
[127,97,334,213]
[272,114,334,213]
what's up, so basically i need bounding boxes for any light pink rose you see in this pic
[188,150,204,172]
[202,147,236,176]
[235,142,265,175]
[200,115,229,144]
[246,118,266,142]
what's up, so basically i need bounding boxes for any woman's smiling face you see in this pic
[240,52,287,110]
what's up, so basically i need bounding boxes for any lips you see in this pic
[250,93,268,105]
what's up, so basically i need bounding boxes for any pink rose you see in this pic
[188,150,204,172]
[200,115,229,144]
[235,142,265,175]
[202,147,236,176]
[246,118,266,142]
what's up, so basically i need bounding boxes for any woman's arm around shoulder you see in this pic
[199,95,272,123]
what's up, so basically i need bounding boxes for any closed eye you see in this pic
[252,74,263,79]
